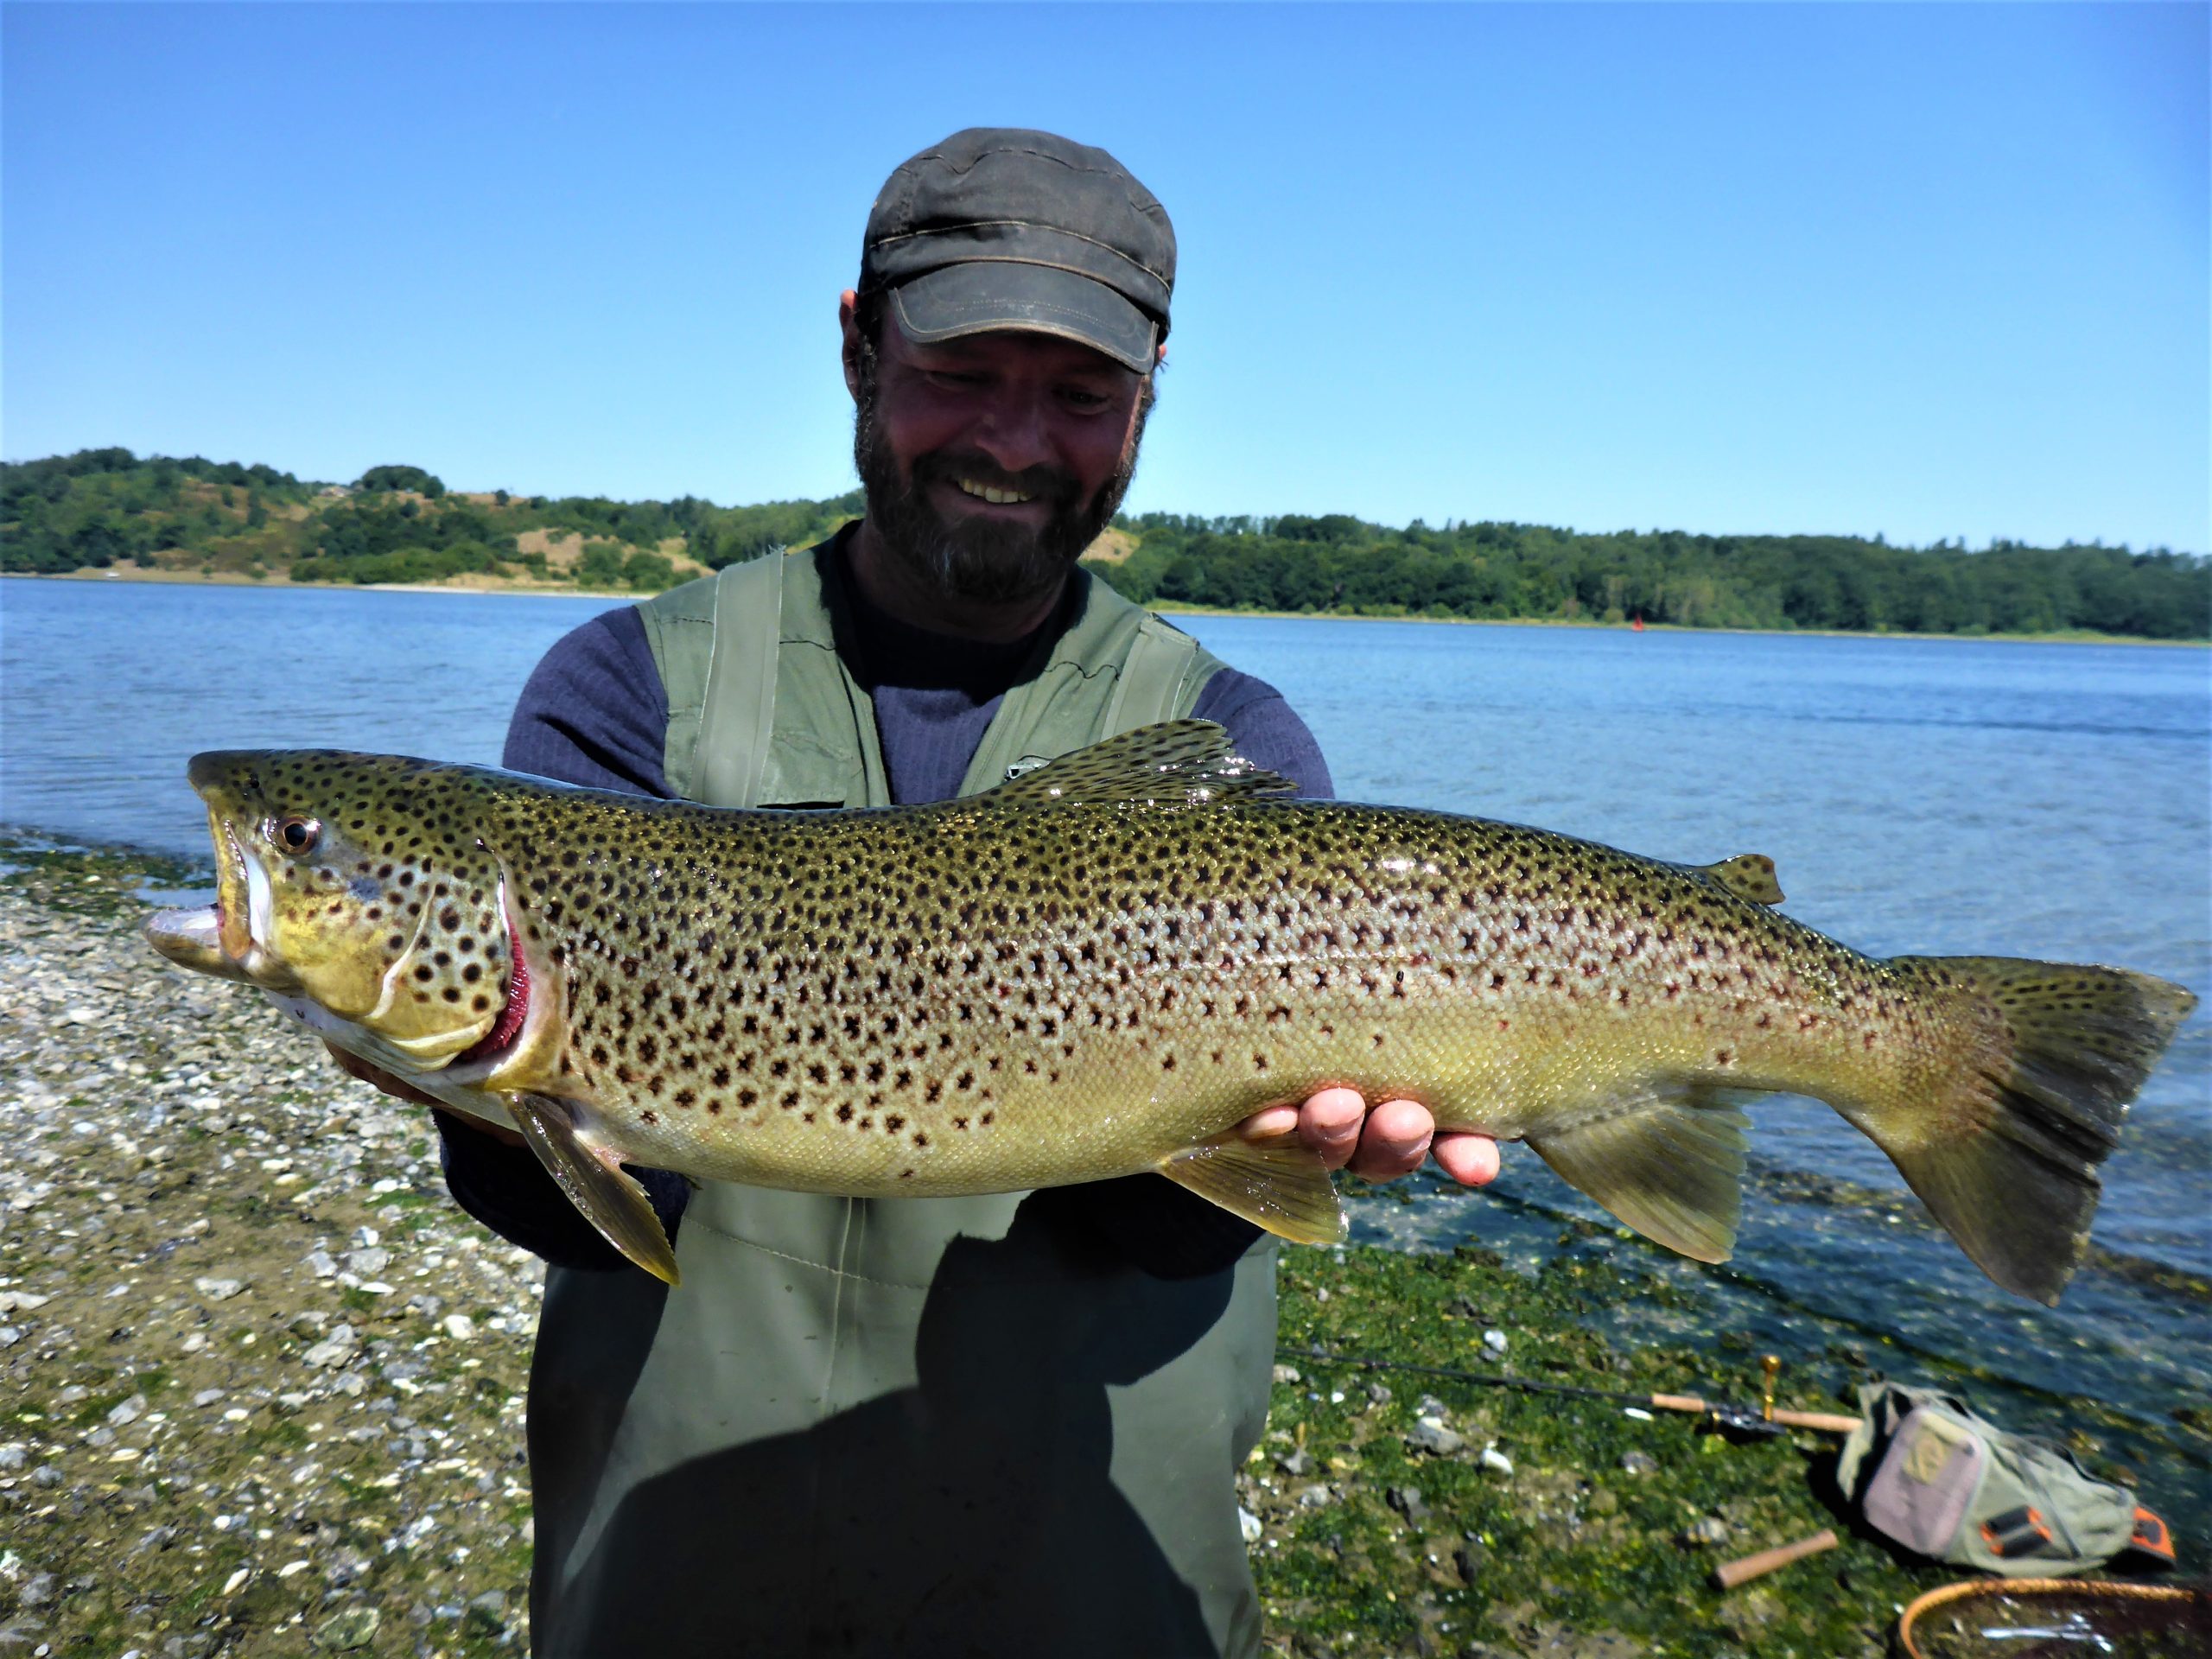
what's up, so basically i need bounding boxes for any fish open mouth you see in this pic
[145,815,263,982]
[143,900,253,982]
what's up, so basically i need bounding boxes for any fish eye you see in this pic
[270,816,321,855]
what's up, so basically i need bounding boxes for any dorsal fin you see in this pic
[1695,853,1784,906]
[987,719,1295,807]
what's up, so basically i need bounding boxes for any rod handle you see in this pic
[1713,1528,1838,1589]
[1770,1409,1863,1433]
[1647,1395,1859,1433]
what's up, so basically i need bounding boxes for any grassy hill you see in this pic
[0,450,861,594]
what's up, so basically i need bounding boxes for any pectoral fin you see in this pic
[505,1092,681,1285]
[1524,1084,1749,1263]
[1158,1134,1346,1245]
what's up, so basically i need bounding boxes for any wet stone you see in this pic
[1453,1535,1487,1584]
[1621,1449,1659,1477]
[463,1588,509,1635]
[301,1326,359,1369]
[315,1605,381,1650]
[1407,1416,1465,1457]
[1386,1484,1432,1524]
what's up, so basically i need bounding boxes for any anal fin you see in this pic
[1525,1084,1749,1263]
[1159,1133,1346,1245]
[506,1092,681,1285]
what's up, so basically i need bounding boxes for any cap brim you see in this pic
[890,263,1158,373]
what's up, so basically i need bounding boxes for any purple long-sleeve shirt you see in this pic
[436,568,1332,1278]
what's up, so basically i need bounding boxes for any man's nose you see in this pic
[969,386,1054,474]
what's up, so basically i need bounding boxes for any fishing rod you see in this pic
[1284,1344,1862,1438]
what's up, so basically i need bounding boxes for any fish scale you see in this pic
[529,799,1876,1187]
[147,721,2196,1303]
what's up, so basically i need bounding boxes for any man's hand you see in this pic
[321,1041,525,1148]
[1236,1089,1502,1187]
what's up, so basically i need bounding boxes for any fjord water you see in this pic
[5,580,2208,1500]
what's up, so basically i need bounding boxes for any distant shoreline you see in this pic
[7,568,2203,647]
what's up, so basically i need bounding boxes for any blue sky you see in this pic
[4,3,2205,552]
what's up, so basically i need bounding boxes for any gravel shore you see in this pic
[1,845,538,1657]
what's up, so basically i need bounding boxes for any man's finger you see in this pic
[1345,1097,1433,1180]
[1433,1131,1502,1188]
[1296,1086,1368,1169]
[1234,1103,1301,1144]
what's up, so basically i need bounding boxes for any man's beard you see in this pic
[853,377,1147,607]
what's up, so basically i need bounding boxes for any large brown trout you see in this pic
[144,721,2194,1301]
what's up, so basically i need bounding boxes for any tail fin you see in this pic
[1878,957,2196,1306]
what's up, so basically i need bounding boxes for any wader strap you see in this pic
[955,580,1224,798]
[695,553,786,811]
[1104,613,1213,734]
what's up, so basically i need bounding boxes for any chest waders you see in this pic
[525,537,1280,1659]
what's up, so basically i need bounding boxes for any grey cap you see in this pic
[861,128,1174,373]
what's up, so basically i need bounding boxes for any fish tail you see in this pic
[1869,957,2196,1305]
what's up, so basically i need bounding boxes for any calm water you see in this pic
[5,579,2209,1513]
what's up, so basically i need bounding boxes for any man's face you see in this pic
[850,309,1152,607]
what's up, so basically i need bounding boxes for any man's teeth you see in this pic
[955,478,1033,505]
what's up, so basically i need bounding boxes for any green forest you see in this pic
[3,447,2204,639]
[1101,512,2209,639]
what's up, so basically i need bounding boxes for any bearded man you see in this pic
[414,129,1500,1657]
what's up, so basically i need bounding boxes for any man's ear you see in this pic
[839,289,864,405]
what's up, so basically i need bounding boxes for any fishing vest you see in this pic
[524,536,1280,1659]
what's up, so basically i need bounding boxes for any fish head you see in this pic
[144,751,521,1069]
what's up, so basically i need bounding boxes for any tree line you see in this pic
[1091,512,2209,639]
[3,448,2202,639]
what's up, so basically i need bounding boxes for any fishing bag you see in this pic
[1837,1382,2175,1578]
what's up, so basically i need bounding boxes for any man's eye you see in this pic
[1060,388,1112,410]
